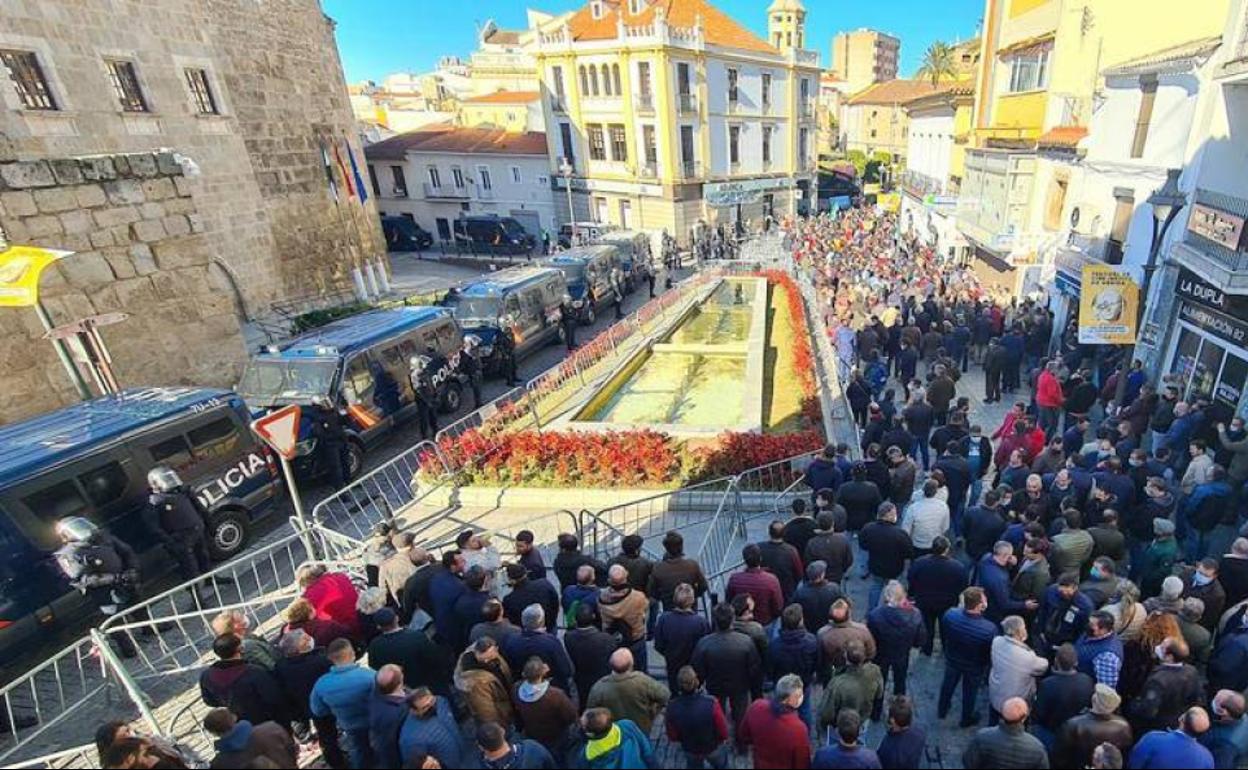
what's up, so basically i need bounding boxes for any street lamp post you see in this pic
[559,159,576,246]
[1113,168,1187,409]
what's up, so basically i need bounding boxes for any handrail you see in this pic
[89,630,160,735]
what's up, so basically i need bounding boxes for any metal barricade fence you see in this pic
[796,268,863,456]
[0,636,112,765]
[592,476,738,549]
[310,439,451,542]
[7,744,99,769]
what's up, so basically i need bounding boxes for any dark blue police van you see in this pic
[443,266,567,374]
[0,387,281,659]
[238,307,466,479]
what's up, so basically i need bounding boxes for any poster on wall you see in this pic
[1078,264,1140,345]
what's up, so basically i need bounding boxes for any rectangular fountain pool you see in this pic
[566,277,768,436]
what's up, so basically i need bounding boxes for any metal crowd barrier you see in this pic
[0,636,111,765]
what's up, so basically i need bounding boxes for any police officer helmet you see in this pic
[55,517,98,544]
[463,335,481,351]
[410,355,431,373]
[147,466,183,493]
[562,293,572,305]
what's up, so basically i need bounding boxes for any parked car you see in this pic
[443,267,567,374]
[453,215,536,255]
[380,216,434,251]
[542,245,622,325]
[597,230,653,292]
[238,307,468,480]
[558,221,614,249]
[0,387,283,660]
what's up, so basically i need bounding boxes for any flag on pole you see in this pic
[346,140,369,204]
[320,142,339,202]
[332,141,355,199]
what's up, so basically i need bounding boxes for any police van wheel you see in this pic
[441,382,463,414]
[207,510,250,561]
[344,441,365,481]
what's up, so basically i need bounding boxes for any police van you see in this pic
[0,387,282,658]
[453,215,536,255]
[542,245,623,325]
[238,307,467,479]
[443,266,568,374]
[597,230,653,292]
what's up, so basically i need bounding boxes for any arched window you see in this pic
[579,66,588,95]
[612,64,622,95]
[590,66,599,96]
[600,64,611,95]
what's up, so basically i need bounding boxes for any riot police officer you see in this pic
[54,517,141,657]
[143,467,211,582]
[611,267,626,320]
[494,327,520,387]
[460,335,484,409]
[311,397,349,489]
[409,355,439,439]
[560,293,578,352]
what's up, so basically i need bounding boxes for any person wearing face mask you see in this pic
[1180,558,1227,631]
[1128,636,1205,736]
[1130,482,1176,587]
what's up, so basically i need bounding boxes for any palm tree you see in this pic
[916,41,957,88]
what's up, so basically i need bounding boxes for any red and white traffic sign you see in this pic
[251,405,303,460]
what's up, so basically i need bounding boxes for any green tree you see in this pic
[916,41,957,88]
[846,149,868,177]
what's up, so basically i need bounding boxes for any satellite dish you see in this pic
[1070,207,1082,230]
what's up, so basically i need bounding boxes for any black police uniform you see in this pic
[312,404,349,489]
[144,487,210,581]
[459,346,483,409]
[56,532,142,656]
[411,366,440,439]
[560,300,578,350]
[495,330,520,387]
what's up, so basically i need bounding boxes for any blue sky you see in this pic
[325,0,985,83]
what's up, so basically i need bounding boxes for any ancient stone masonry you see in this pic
[0,0,386,423]
[0,151,248,421]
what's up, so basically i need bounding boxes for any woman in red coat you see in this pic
[297,564,361,640]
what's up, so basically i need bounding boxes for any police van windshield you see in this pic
[554,262,587,282]
[237,359,338,406]
[446,295,502,326]
[501,219,526,237]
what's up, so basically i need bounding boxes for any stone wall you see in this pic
[0,0,386,423]
[0,151,247,420]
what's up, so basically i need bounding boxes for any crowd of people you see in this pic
[94,204,1248,769]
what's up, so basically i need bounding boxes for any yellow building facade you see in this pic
[534,0,820,239]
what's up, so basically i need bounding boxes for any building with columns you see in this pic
[533,0,820,240]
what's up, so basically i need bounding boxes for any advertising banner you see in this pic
[1078,264,1139,344]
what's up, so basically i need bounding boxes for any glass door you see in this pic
[1168,323,1248,415]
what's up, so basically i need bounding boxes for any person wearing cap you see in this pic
[1177,598,1212,667]
[1053,683,1134,769]
[513,530,546,583]
[1139,518,1179,598]
[501,562,559,634]
[366,607,452,694]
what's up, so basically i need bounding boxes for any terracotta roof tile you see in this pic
[848,79,951,106]
[461,90,542,104]
[1103,36,1221,77]
[568,0,777,55]
[364,126,548,160]
[1036,125,1088,147]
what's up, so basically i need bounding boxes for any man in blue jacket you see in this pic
[368,664,409,769]
[1037,573,1094,655]
[938,587,998,728]
[399,687,462,769]
[501,604,575,694]
[975,541,1037,625]
[1129,706,1215,769]
[907,537,968,656]
[310,638,377,769]
[574,707,657,769]
[428,550,467,647]
[805,445,844,506]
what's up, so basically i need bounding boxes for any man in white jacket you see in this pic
[900,479,950,558]
[988,615,1049,727]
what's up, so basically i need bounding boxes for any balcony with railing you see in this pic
[635,93,655,114]
[423,182,469,199]
[679,160,703,180]
[678,93,698,115]
[900,168,947,200]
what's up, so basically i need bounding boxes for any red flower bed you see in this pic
[689,429,825,483]
[757,270,817,400]
[431,428,682,488]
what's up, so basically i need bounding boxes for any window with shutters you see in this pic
[643,124,658,165]
[106,60,148,112]
[0,50,57,110]
[609,124,627,162]
[1131,77,1158,159]
[588,124,607,160]
[729,125,741,165]
[1106,192,1135,265]
[762,126,772,164]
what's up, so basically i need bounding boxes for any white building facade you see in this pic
[365,127,557,242]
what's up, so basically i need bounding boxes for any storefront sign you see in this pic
[1186,203,1246,251]
[1177,267,1231,312]
[703,177,790,196]
[1078,264,1140,344]
[706,187,763,207]
[1177,300,1248,347]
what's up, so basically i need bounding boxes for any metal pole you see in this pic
[35,301,92,401]
[281,456,317,558]
[1113,210,1176,409]
[90,629,161,736]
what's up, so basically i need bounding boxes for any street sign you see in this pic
[251,405,303,460]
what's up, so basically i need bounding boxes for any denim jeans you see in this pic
[341,726,372,770]
[868,575,887,611]
[685,745,730,769]
[911,438,931,470]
